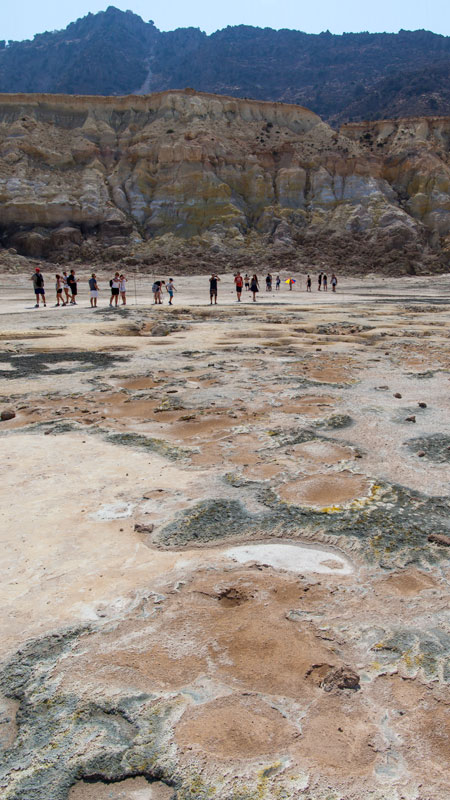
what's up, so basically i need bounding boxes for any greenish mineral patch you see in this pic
[157,482,450,568]
[371,628,450,682]
[105,432,192,461]
[406,433,450,463]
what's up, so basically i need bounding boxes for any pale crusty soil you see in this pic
[0,273,450,800]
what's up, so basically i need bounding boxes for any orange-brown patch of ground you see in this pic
[378,570,438,597]
[278,471,370,507]
[175,695,298,759]
[297,694,377,775]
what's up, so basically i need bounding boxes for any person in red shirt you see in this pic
[234,272,243,302]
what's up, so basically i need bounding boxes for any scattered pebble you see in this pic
[394,392,402,398]
[417,451,426,457]
[418,402,427,408]
[405,415,416,423]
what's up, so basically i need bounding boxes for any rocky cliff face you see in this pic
[0,90,449,273]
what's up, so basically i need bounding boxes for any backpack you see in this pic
[109,279,113,287]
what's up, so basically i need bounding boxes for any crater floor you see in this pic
[0,273,449,800]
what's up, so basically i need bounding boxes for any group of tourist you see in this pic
[31,268,128,308]
[226,271,338,303]
[31,267,338,308]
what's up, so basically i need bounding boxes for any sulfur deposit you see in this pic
[0,90,449,273]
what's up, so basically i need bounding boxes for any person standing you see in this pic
[166,278,176,305]
[62,271,70,305]
[119,274,127,305]
[31,268,46,308]
[276,275,281,291]
[306,274,312,292]
[209,274,220,305]
[323,273,328,292]
[318,272,322,291]
[55,274,66,306]
[331,273,338,292]
[89,273,99,308]
[250,274,259,302]
[266,272,272,292]
[110,272,120,307]
[67,270,78,304]
[244,273,250,291]
[234,272,243,302]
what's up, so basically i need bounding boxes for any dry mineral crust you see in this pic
[0,89,449,273]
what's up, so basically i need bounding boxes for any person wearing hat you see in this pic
[31,268,46,308]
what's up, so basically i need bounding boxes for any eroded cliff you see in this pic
[0,90,449,273]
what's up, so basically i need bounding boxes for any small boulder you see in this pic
[394,392,402,399]
[1,409,16,421]
[418,402,427,408]
[417,450,426,457]
[405,415,416,423]
[321,666,360,692]
[428,533,450,547]
[134,523,154,534]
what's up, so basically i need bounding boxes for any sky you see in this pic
[1,0,450,42]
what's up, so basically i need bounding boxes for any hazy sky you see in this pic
[2,0,450,42]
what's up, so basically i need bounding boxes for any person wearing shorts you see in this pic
[276,275,281,291]
[234,272,243,301]
[119,274,127,305]
[67,270,77,304]
[31,268,46,307]
[55,274,66,306]
[89,274,99,307]
[110,272,120,307]
[306,274,312,292]
[209,274,220,304]
[166,278,176,305]
[244,274,250,291]
[331,274,338,292]
[62,271,70,304]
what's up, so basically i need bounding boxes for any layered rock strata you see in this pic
[0,90,449,272]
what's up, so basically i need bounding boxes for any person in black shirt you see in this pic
[67,270,77,304]
[209,274,220,305]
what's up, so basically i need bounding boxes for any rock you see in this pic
[321,666,360,692]
[0,92,447,272]
[0,409,16,421]
[417,450,426,457]
[405,415,416,422]
[394,392,402,398]
[151,323,171,337]
[418,402,427,408]
[134,523,154,534]
[428,533,450,547]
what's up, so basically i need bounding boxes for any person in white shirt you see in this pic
[119,274,127,305]
[110,272,120,307]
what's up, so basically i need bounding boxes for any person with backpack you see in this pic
[31,268,46,308]
[109,272,120,307]
[234,272,243,301]
[67,270,78,304]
